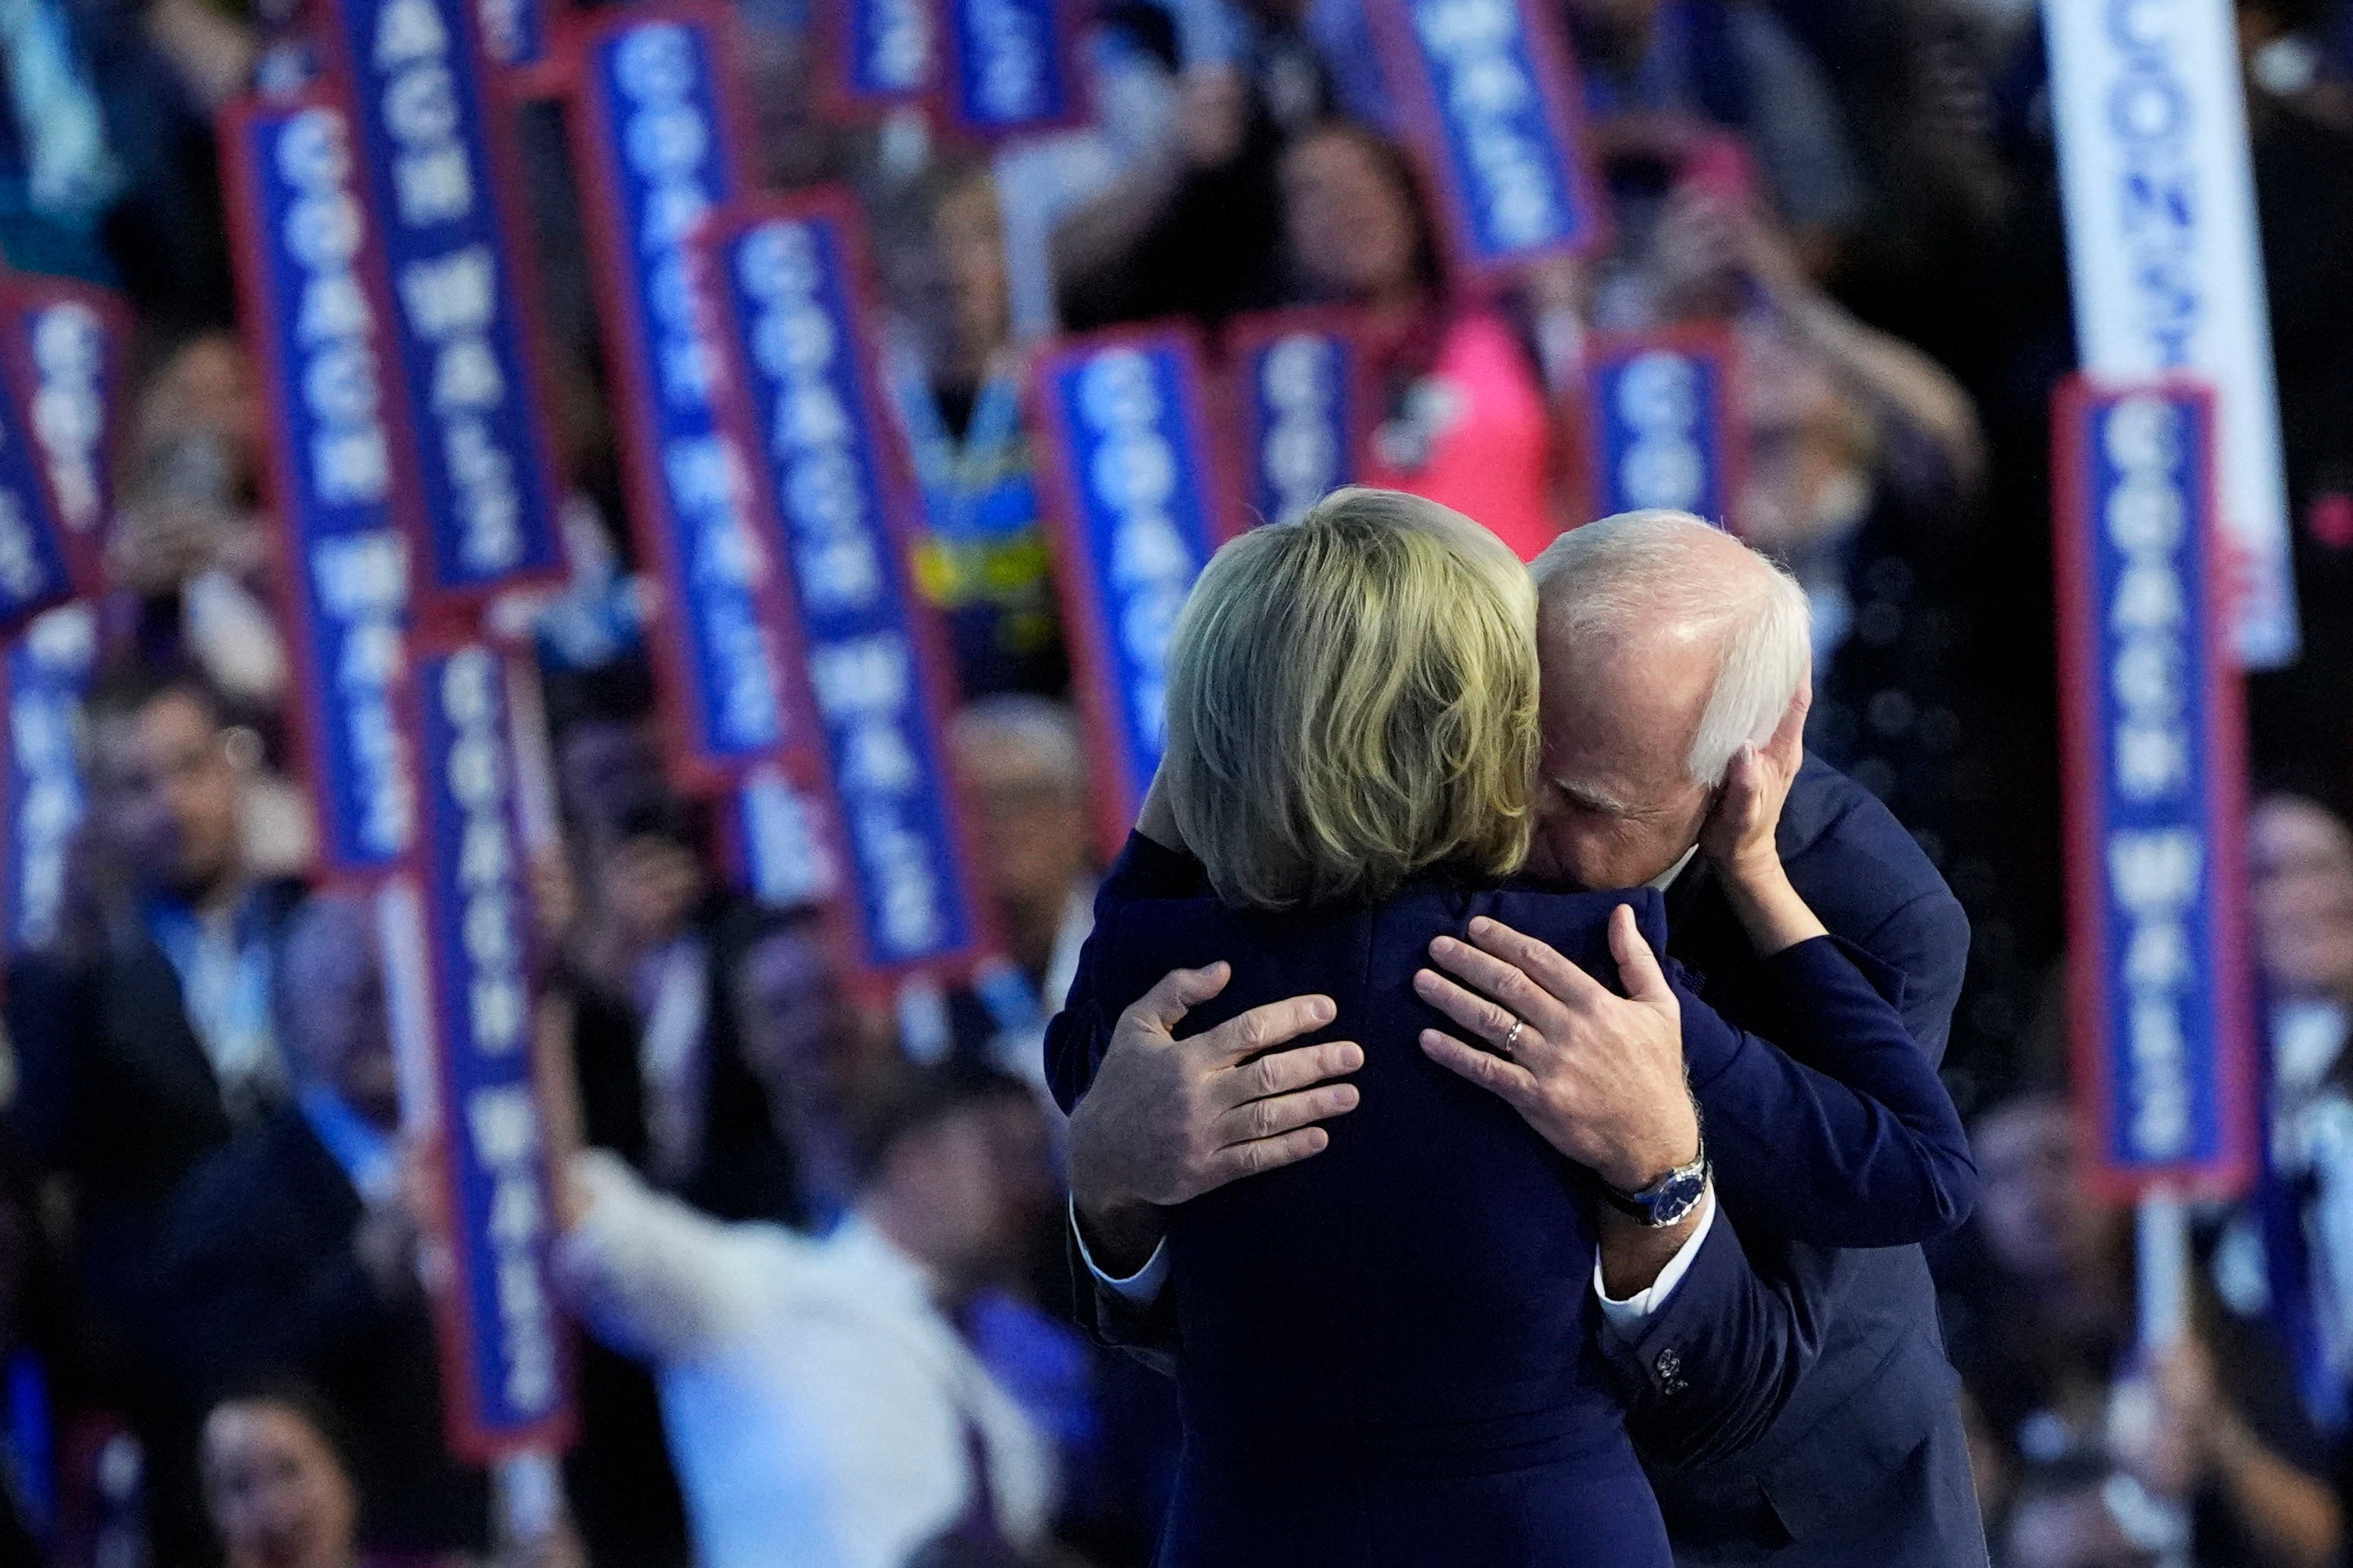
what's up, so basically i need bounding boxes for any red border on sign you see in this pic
[561,0,775,796]
[218,92,434,886]
[2052,373,2258,1204]
[936,0,1092,143]
[697,187,1007,988]
[309,0,575,618]
[1582,322,1749,537]
[1361,0,1611,293]
[400,633,576,1464]
[814,0,945,126]
[0,272,134,598]
[1216,305,1384,541]
[1025,320,1234,863]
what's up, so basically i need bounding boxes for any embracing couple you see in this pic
[1044,492,1988,1566]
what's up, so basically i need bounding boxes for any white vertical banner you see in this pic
[2044,0,2300,667]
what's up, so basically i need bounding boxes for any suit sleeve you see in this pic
[1678,935,1976,1248]
[1597,1203,1826,1467]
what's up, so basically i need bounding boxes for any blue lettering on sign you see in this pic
[946,0,1073,134]
[413,644,566,1438]
[1590,346,1731,527]
[2102,0,2200,365]
[1045,337,1217,804]
[2,605,93,952]
[1245,332,1355,527]
[237,102,416,872]
[0,340,76,628]
[18,296,115,569]
[847,0,933,98]
[1396,0,1596,264]
[722,211,982,968]
[2072,388,2234,1170]
[580,15,787,771]
[324,0,564,597]
[475,0,547,69]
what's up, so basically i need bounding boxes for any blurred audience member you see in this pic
[883,164,1067,701]
[8,666,305,1400]
[1938,1090,2342,1568]
[945,698,1095,1086]
[729,915,893,1228]
[2001,1457,2160,1568]
[149,894,490,1564]
[564,793,795,1227]
[2227,793,2353,1436]
[558,1060,1062,1568]
[199,1385,368,1568]
[1567,0,1865,265]
[1279,120,1568,559]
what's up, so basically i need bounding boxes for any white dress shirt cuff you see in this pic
[1593,1185,1717,1329]
[1070,1195,1171,1307]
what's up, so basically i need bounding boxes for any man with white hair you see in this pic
[1049,509,1982,1566]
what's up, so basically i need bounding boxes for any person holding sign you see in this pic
[1058,507,1987,1566]
[1045,490,1970,1564]
[1277,121,1569,561]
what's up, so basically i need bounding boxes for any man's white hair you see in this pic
[1531,509,1810,788]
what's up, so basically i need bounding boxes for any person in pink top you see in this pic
[1274,121,1570,562]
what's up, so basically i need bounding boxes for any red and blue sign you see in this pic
[1031,327,1228,859]
[221,95,419,878]
[315,0,568,608]
[704,193,992,981]
[406,640,572,1458]
[0,606,94,955]
[838,0,935,106]
[1367,0,1605,280]
[4,276,129,597]
[0,316,77,633]
[569,3,797,787]
[2054,375,2256,1200]
[943,0,1086,139]
[1224,309,1373,529]
[1584,327,1743,531]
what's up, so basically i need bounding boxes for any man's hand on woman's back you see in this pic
[1067,964,1363,1275]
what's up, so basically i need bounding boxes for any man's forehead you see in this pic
[1537,619,1715,779]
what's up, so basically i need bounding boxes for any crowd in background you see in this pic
[0,0,2351,1565]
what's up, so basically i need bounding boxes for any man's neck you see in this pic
[158,862,248,922]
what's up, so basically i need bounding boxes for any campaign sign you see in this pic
[0,319,77,634]
[220,96,418,877]
[477,0,555,73]
[704,196,992,980]
[3,277,130,597]
[942,0,1086,139]
[726,763,838,912]
[2054,376,2256,1200]
[0,606,94,955]
[1030,327,1227,859]
[315,0,569,608]
[837,0,935,105]
[1583,328,1743,532]
[2045,0,2298,667]
[569,4,797,787]
[406,640,573,1459]
[1224,309,1373,530]
[1366,0,1605,280]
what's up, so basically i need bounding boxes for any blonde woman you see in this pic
[1051,490,1970,1565]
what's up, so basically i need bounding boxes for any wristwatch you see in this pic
[1598,1138,1710,1228]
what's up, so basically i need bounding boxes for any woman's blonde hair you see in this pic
[1162,487,1540,909]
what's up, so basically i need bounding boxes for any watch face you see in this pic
[1634,1163,1708,1227]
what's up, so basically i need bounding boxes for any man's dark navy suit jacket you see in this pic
[1054,759,1988,1568]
